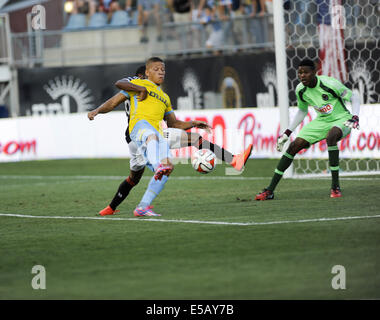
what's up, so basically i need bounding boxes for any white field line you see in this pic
[0,175,267,181]
[1,212,380,227]
[0,175,379,181]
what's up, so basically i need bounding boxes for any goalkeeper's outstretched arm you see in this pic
[276,109,308,152]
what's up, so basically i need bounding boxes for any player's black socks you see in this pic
[268,152,294,191]
[196,137,234,163]
[328,146,340,189]
[109,177,136,210]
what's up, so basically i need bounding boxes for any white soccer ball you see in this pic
[191,149,216,174]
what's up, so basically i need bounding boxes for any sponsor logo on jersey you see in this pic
[148,91,169,108]
[315,104,334,114]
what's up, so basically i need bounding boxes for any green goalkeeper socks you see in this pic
[266,147,340,191]
[328,146,340,189]
[268,152,294,192]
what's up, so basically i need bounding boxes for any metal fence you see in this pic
[156,13,274,56]
[3,4,379,68]
[10,27,146,67]
[7,14,275,68]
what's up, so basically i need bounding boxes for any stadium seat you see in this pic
[64,13,87,30]
[88,12,108,28]
[110,10,130,27]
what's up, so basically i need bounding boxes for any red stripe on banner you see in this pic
[317,0,348,82]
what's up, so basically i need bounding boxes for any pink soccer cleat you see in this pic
[133,205,161,217]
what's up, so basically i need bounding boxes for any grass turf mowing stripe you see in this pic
[1,212,380,227]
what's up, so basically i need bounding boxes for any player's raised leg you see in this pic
[186,132,253,171]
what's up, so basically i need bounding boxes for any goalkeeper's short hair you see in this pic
[298,59,316,70]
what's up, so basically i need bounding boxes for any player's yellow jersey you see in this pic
[127,79,173,134]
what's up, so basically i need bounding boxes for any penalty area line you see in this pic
[1,213,380,227]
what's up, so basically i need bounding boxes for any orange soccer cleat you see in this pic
[231,143,253,171]
[99,205,120,216]
[330,187,342,198]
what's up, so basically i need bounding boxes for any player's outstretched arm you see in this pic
[115,79,148,101]
[87,92,127,120]
[276,109,308,152]
[165,112,212,133]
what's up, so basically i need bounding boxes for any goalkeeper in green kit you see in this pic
[255,59,361,200]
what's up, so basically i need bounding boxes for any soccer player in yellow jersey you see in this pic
[124,57,210,216]
[88,64,253,217]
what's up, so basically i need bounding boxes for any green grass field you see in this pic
[0,158,379,299]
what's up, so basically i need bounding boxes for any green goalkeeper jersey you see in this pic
[295,75,352,120]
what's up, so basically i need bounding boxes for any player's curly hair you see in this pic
[135,65,146,77]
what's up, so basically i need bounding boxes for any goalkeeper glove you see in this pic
[276,129,292,152]
[344,115,360,129]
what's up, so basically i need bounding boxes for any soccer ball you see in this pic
[191,149,216,174]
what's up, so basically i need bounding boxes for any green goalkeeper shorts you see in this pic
[297,114,352,145]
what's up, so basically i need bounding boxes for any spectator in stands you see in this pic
[249,0,269,44]
[168,0,191,23]
[217,0,233,21]
[73,0,97,15]
[250,0,266,17]
[240,0,253,14]
[230,0,247,47]
[191,0,207,21]
[127,0,162,43]
[201,2,223,54]
[96,0,111,12]
[167,0,192,51]
[217,0,236,48]
[97,0,126,20]
[190,0,207,48]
